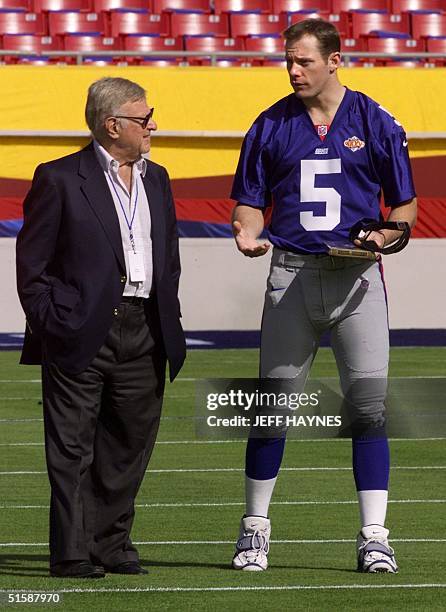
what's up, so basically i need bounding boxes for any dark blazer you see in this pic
[16,142,186,381]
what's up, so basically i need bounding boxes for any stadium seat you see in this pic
[185,35,243,63]
[63,32,119,49]
[124,33,182,50]
[33,0,91,11]
[0,0,30,11]
[214,0,272,14]
[367,35,424,51]
[184,34,243,50]
[94,0,151,13]
[272,0,330,13]
[351,12,410,38]
[0,12,44,33]
[230,13,287,37]
[48,11,105,34]
[171,13,229,36]
[411,13,446,39]
[385,59,432,65]
[244,35,283,52]
[426,36,446,64]
[392,0,443,12]
[288,12,349,37]
[139,58,185,64]
[342,36,366,50]
[331,0,388,12]
[2,31,60,48]
[153,0,209,13]
[110,12,169,36]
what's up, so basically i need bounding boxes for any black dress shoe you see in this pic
[50,561,105,578]
[105,561,148,575]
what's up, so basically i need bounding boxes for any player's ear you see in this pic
[328,51,341,72]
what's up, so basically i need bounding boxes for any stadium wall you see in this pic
[1,237,445,334]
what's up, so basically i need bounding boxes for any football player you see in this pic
[230,18,417,573]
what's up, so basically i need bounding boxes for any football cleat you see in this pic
[357,524,399,573]
[232,515,271,571]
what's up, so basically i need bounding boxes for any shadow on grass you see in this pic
[0,553,49,577]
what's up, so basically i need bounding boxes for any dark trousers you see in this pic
[41,300,166,567]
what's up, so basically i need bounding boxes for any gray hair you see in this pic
[85,77,146,139]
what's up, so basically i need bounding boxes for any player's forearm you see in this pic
[232,204,265,239]
[382,198,417,246]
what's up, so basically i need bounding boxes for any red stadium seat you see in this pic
[426,37,446,51]
[392,0,443,12]
[153,0,209,13]
[230,13,287,37]
[94,0,151,12]
[214,0,272,14]
[34,0,91,11]
[110,12,169,36]
[288,12,349,37]
[411,13,446,38]
[139,58,184,64]
[0,12,44,33]
[367,35,424,51]
[384,59,431,65]
[342,36,367,50]
[2,32,60,48]
[63,32,119,49]
[0,0,30,11]
[184,34,243,50]
[351,12,410,37]
[171,13,229,36]
[48,11,105,34]
[332,0,388,12]
[124,33,182,50]
[426,36,446,64]
[245,35,283,51]
[272,0,330,13]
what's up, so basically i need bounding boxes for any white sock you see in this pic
[245,475,277,517]
[358,489,388,528]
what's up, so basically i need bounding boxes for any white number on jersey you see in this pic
[300,158,341,231]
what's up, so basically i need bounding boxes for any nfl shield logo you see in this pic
[317,125,328,137]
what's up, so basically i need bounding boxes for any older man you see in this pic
[16,77,186,578]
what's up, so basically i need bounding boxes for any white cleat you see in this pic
[232,515,271,571]
[357,524,399,573]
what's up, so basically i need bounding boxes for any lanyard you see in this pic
[107,171,139,253]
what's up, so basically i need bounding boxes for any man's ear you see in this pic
[328,51,341,72]
[104,117,120,140]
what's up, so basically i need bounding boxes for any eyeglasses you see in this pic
[114,108,155,129]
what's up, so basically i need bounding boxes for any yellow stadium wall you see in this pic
[1,66,446,181]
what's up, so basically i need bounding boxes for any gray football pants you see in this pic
[260,247,389,429]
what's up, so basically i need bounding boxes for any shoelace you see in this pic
[244,528,269,561]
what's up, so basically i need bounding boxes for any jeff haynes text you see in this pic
[206,415,342,427]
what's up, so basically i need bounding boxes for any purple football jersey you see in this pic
[231,88,416,254]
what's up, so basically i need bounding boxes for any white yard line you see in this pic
[1,499,445,510]
[1,466,445,475]
[1,539,445,548]
[1,584,446,594]
[1,437,445,447]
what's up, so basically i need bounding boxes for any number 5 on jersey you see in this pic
[300,158,341,231]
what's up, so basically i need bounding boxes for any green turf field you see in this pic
[0,347,445,611]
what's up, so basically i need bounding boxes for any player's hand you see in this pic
[232,221,270,257]
[354,230,386,250]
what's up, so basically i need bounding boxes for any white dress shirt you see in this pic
[94,140,153,298]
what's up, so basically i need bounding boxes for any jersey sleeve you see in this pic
[230,125,272,208]
[372,110,416,207]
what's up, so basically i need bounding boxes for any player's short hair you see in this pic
[283,18,341,60]
[85,77,146,139]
